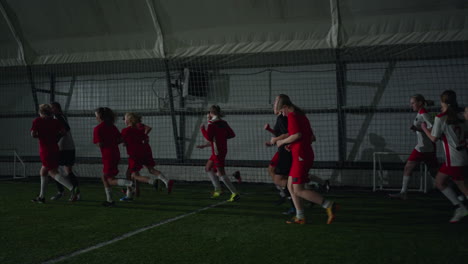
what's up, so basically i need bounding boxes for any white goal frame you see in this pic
[0,149,26,180]
[373,152,428,193]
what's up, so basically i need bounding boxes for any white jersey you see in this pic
[413,108,435,153]
[431,112,468,167]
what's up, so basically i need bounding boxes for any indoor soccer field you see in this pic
[1,180,468,264]
[1,1,468,264]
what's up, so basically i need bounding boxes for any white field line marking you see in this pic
[42,200,227,264]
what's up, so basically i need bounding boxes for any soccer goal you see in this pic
[373,152,429,193]
[0,149,26,180]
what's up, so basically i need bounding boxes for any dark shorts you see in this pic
[59,150,76,167]
[274,146,292,176]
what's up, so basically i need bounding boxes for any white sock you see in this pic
[207,171,221,191]
[221,175,237,193]
[52,173,73,191]
[441,187,462,206]
[157,172,169,186]
[105,187,113,202]
[322,199,332,209]
[296,209,305,219]
[117,179,133,187]
[276,185,286,197]
[126,187,133,198]
[401,175,410,193]
[39,176,49,198]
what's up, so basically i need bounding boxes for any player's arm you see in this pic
[142,124,152,135]
[421,122,438,142]
[276,132,302,147]
[31,130,38,138]
[269,133,289,146]
[196,141,211,149]
[264,123,275,135]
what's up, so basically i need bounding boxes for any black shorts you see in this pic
[274,145,292,176]
[59,150,76,167]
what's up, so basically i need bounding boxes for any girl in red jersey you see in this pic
[421,90,468,223]
[389,94,439,200]
[31,104,77,203]
[93,107,133,207]
[197,105,239,202]
[119,113,174,201]
[275,94,336,224]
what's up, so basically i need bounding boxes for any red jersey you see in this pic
[287,111,314,159]
[201,118,235,156]
[136,123,153,156]
[93,122,121,158]
[31,117,64,153]
[122,126,148,158]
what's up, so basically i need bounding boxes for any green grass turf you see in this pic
[1,180,467,264]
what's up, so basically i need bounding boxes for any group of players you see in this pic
[30,89,468,224]
[388,90,468,223]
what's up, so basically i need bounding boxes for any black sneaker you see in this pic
[31,196,45,204]
[102,201,115,207]
[50,192,63,201]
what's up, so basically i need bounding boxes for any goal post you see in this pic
[373,152,428,193]
[0,149,26,180]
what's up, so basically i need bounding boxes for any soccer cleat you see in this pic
[449,206,468,223]
[50,192,63,201]
[70,192,81,201]
[286,216,306,224]
[31,196,45,204]
[388,192,407,200]
[211,190,222,198]
[102,201,115,207]
[282,207,296,215]
[119,196,133,202]
[227,193,240,202]
[69,187,79,202]
[326,202,338,224]
[167,180,174,194]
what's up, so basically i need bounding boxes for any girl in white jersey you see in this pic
[389,95,438,199]
[421,90,468,223]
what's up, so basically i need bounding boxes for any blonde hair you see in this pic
[125,112,141,126]
[39,104,53,116]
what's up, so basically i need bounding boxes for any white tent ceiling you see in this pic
[0,0,467,66]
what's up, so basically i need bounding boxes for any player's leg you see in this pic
[389,160,418,200]
[205,158,221,197]
[436,169,468,223]
[217,167,239,202]
[32,166,49,203]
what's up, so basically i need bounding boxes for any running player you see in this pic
[420,90,468,223]
[119,113,174,201]
[275,94,337,224]
[197,105,239,202]
[389,94,438,199]
[31,104,77,203]
[49,102,81,201]
[264,96,290,205]
[93,107,133,207]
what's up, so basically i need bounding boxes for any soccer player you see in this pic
[49,102,81,201]
[275,94,337,224]
[389,94,438,199]
[420,90,468,223]
[119,113,174,201]
[31,104,77,203]
[197,105,239,202]
[264,98,290,205]
[93,107,133,207]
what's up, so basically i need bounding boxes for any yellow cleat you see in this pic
[326,202,338,224]
[227,193,240,202]
[211,191,222,198]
